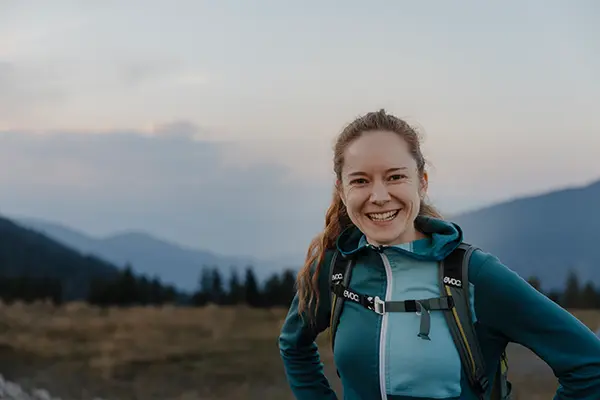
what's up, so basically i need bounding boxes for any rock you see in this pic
[4,381,24,398]
[0,374,69,400]
[31,389,51,400]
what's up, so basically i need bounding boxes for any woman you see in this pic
[278,109,600,399]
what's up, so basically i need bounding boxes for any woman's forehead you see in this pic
[342,155,416,178]
[342,132,416,174]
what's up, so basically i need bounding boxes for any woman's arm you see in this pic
[278,253,338,400]
[472,250,600,399]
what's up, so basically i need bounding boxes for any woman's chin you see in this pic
[364,226,405,245]
[361,217,420,246]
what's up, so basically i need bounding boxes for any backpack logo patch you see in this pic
[443,276,462,288]
[332,273,343,282]
[343,289,360,302]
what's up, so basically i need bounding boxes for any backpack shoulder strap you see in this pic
[490,351,512,400]
[328,250,355,354]
[440,243,490,398]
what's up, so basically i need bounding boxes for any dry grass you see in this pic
[0,301,307,399]
[0,300,598,399]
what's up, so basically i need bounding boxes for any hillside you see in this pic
[452,178,600,290]
[0,215,121,300]
[15,219,283,292]
[14,178,600,294]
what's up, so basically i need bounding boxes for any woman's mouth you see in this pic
[366,209,400,222]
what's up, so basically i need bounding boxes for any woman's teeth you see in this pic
[367,210,399,221]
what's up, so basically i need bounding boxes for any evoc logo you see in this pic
[332,273,343,281]
[443,276,462,287]
[343,290,360,302]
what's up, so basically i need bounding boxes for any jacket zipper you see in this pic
[367,244,393,400]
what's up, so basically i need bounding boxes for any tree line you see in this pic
[87,264,180,306]
[0,276,63,305]
[0,263,297,308]
[189,266,296,307]
[86,265,297,308]
[1,264,599,310]
[527,271,600,309]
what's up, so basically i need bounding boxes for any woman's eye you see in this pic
[351,178,367,185]
[389,174,406,181]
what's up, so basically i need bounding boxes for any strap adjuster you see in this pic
[404,299,418,312]
[475,374,489,393]
[373,296,385,315]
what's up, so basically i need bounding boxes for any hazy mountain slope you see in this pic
[451,178,600,290]
[0,215,121,300]
[16,219,278,292]
[17,178,600,293]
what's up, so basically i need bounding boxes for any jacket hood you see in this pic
[335,215,463,261]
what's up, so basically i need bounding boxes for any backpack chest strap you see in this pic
[331,283,454,340]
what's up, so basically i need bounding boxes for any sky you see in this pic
[0,0,598,259]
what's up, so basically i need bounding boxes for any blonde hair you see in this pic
[296,109,442,323]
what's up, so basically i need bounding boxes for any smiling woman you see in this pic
[338,128,435,247]
[278,109,600,400]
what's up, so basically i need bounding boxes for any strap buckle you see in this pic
[373,296,385,315]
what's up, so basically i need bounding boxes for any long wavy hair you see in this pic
[296,109,442,323]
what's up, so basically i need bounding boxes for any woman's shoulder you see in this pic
[466,247,538,307]
[301,247,339,291]
[466,247,517,286]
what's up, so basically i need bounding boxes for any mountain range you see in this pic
[452,178,600,290]
[0,216,121,300]
[11,177,600,293]
[15,219,298,292]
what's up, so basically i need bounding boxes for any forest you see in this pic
[0,264,598,310]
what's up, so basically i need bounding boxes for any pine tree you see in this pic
[563,270,581,309]
[150,276,164,304]
[280,269,297,306]
[210,267,225,305]
[227,268,244,305]
[119,265,138,306]
[244,266,261,307]
[191,266,212,305]
[263,273,282,307]
[581,281,598,309]
[527,276,542,292]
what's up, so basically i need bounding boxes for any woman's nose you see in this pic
[369,181,391,204]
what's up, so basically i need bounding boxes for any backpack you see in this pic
[327,243,512,400]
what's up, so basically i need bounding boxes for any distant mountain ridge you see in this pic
[15,219,296,292]
[15,177,600,293]
[0,216,121,300]
[451,178,600,290]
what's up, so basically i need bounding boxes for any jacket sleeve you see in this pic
[472,251,600,399]
[278,253,338,400]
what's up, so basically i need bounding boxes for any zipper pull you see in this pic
[367,244,385,253]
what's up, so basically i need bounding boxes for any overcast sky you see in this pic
[0,0,598,259]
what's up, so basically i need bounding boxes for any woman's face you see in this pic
[338,130,427,246]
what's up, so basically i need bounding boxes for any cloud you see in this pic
[0,61,68,122]
[149,120,208,139]
[0,130,332,259]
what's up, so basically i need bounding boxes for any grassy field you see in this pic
[0,301,598,400]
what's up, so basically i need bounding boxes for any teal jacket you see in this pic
[278,216,600,399]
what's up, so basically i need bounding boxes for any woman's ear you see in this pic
[336,179,346,206]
